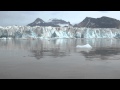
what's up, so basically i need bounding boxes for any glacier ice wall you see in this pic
[0,26,120,39]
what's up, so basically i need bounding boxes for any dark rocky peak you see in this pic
[85,17,95,19]
[81,17,96,23]
[97,16,117,21]
[34,18,45,24]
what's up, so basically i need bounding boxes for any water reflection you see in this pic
[81,48,120,60]
[29,39,73,60]
[1,38,120,60]
[31,49,67,60]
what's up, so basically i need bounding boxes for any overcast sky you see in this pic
[0,11,120,26]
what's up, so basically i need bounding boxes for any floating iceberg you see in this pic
[76,44,92,48]
[0,37,7,40]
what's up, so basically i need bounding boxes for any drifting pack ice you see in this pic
[0,26,120,39]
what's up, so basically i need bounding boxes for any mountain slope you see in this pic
[74,16,120,28]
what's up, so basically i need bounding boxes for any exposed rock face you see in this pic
[74,16,120,28]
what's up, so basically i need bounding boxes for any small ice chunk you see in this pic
[76,44,92,48]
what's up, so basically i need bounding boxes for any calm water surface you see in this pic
[0,38,120,79]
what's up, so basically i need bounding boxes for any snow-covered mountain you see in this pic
[0,26,120,39]
[27,18,59,27]
[47,18,72,27]
[27,18,72,27]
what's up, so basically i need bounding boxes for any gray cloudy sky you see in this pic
[0,11,120,26]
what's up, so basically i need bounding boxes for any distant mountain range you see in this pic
[27,16,120,28]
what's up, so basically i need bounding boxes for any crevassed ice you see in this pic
[0,26,120,39]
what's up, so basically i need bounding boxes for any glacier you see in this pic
[0,26,120,39]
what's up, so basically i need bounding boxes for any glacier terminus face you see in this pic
[0,26,120,39]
